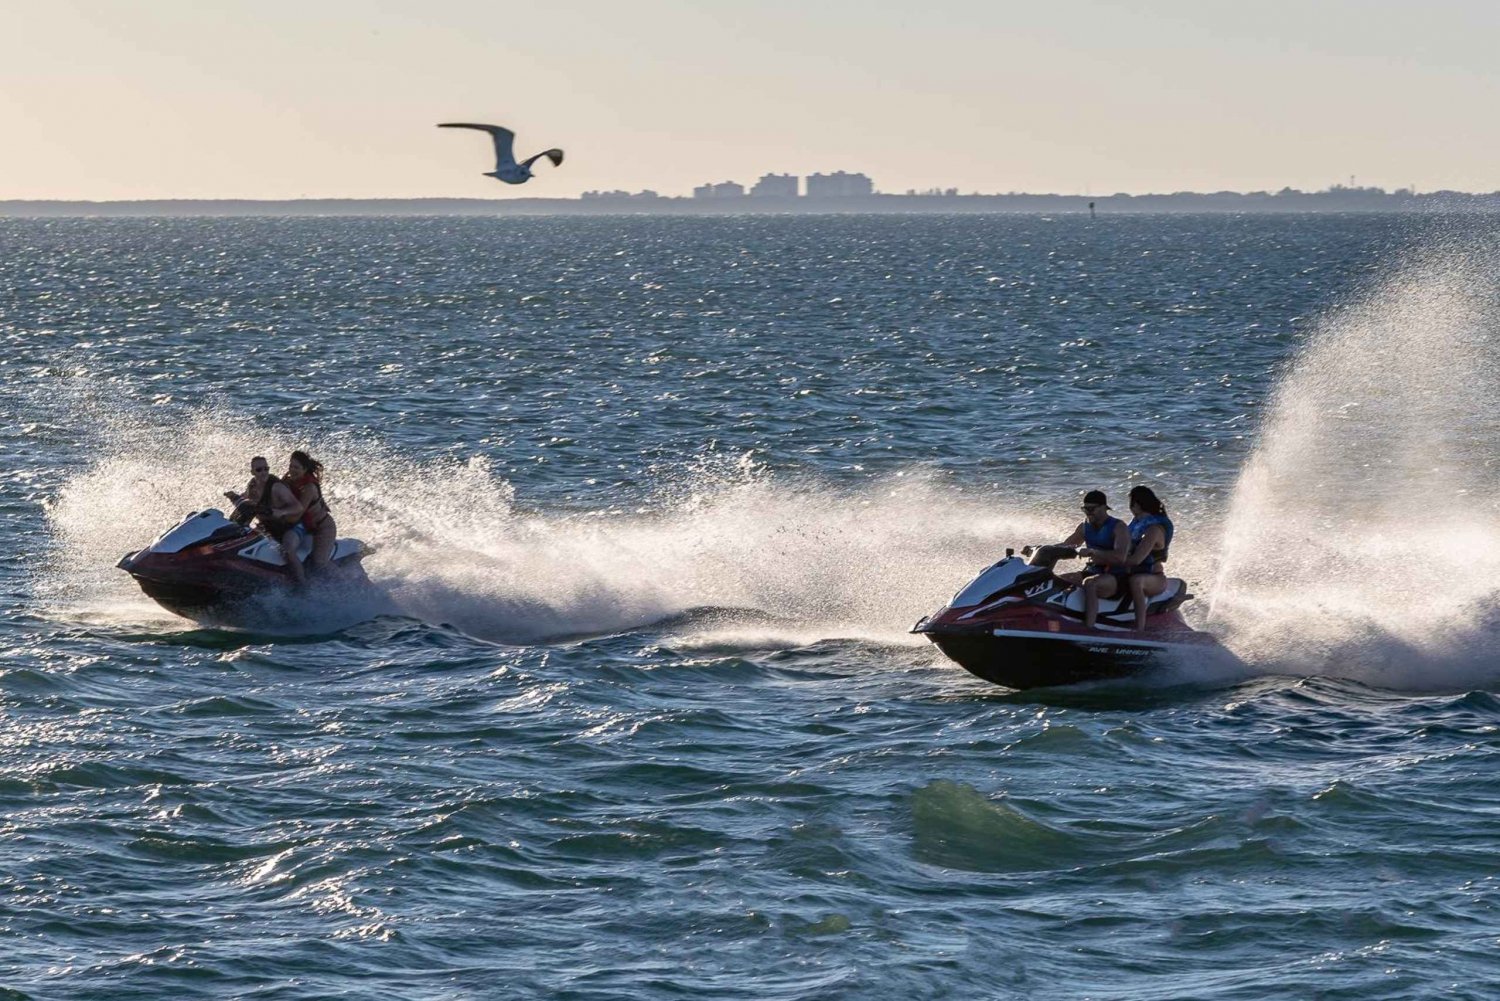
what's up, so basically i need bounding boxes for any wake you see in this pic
[1210,238,1500,691]
[40,407,1055,646]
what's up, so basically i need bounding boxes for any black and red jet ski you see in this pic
[912,544,1218,689]
[117,508,369,618]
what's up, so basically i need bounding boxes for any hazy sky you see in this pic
[4,0,1499,199]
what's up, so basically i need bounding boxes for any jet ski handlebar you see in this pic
[223,491,256,527]
[1019,544,1081,567]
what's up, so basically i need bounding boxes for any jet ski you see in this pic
[117,508,370,618]
[912,544,1218,689]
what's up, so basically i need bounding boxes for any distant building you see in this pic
[581,189,660,201]
[805,171,874,197]
[693,181,746,198]
[750,173,799,197]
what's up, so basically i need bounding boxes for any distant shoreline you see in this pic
[4,189,1500,217]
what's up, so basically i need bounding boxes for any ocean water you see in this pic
[2,213,1499,999]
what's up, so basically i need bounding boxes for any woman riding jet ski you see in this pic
[116,456,369,619]
[911,543,1218,689]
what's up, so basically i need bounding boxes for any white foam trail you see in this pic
[1212,242,1500,690]
[41,400,1063,645]
[373,468,1059,645]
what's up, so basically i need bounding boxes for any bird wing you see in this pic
[521,148,565,171]
[437,123,518,170]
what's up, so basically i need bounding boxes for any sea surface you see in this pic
[2,213,1499,999]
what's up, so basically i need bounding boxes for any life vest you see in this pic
[254,474,297,535]
[1129,513,1174,572]
[1082,515,1124,569]
[291,474,330,530]
[1083,515,1122,553]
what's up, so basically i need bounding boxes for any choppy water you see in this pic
[3,214,1499,998]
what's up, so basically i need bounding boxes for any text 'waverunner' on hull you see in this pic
[912,545,1219,689]
[118,509,369,619]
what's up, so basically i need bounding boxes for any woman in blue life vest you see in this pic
[1123,485,1174,630]
[1054,489,1131,629]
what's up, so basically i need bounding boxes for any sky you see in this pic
[3,0,1499,200]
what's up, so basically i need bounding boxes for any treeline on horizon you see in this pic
[5,185,1500,217]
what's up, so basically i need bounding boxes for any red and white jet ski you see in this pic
[912,544,1218,689]
[118,508,369,619]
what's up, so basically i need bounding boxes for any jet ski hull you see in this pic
[923,622,1211,690]
[122,557,268,614]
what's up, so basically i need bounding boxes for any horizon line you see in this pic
[7,184,1500,205]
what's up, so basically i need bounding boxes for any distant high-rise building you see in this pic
[750,173,799,197]
[581,189,661,201]
[805,171,874,197]
[693,181,746,198]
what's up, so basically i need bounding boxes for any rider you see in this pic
[285,450,336,577]
[1054,489,1130,629]
[224,455,306,580]
[1123,485,1175,631]
[225,456,269,527]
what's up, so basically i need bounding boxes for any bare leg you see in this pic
[1131,573,1167,630]
[311,516,336,570]
[1083,574,1119,629]
[279,528,306,585]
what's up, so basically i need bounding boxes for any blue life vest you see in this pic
[1129,514,1174,572]
[1083,515,1123,554]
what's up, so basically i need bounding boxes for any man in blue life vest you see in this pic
[1054,489,1131,629]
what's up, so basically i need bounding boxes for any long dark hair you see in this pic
[1129,485,1166,516]
[289,449,323,480]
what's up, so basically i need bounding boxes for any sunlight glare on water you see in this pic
[3,214,1499,999]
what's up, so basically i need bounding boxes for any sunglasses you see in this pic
[251,465,269,473]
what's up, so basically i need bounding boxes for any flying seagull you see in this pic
[437,123,564,185]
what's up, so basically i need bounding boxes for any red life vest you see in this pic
[290,474,329,530]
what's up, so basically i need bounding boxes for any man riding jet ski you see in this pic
[117,456,368,619]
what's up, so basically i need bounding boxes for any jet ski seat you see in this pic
[1059,577,1187,618]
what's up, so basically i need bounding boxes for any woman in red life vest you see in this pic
[285,450,336,580]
